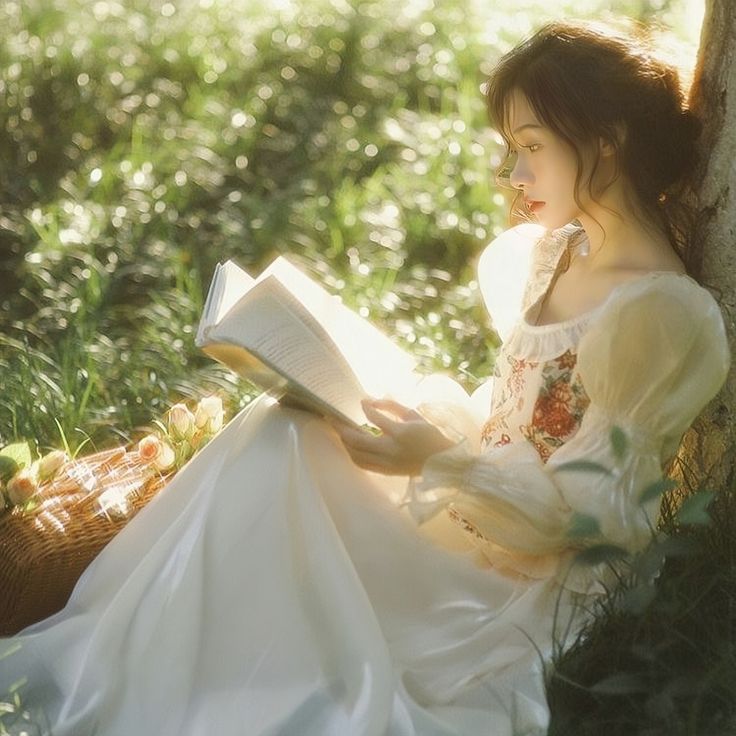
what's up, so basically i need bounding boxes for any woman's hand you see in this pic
[330,398,456,476]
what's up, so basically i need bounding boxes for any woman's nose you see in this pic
[509,154,533,190]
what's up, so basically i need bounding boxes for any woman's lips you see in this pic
[527,200,545,213]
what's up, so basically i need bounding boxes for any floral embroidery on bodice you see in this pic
[523,349,590,461]
[481,348,590,463]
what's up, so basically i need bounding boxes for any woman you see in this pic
[0,20,729,736]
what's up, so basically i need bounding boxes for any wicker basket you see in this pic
[0,447,171,636]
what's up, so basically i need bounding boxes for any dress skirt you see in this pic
[0,396,585,736]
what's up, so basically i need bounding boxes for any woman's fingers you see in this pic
[362,398,421,422]
[361,403,404,435]
[333,422,391,454]
[329,398,451,476]
[333,430,397,472]
[330,422,417,474]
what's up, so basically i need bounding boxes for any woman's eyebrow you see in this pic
[512,123,545,135]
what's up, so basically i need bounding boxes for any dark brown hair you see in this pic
[486,20,701,277]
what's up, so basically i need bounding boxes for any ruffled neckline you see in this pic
[519,267,696,334]
[506,272,700,362]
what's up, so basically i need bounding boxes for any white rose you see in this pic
[194,396,224,434]
[167,403,195,441]
[153,441,176,471]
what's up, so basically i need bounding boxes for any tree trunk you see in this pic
[675,0,736,493]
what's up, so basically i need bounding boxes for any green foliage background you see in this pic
[0,0,701,452]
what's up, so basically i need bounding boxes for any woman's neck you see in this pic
[575,189,678,272]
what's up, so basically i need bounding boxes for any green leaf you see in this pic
[590,673,650,695]
[573,544,629,567]
[53,417,72,457]
[639,477,677,505]
[676,491,716,526]
[0,456,18,483]
[552,460,613,476]
[567,513,601,539]
[0,443,32,476]
[72,435,93,460]
[610,425,628,461]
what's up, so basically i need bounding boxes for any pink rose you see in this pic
[138,434,161,462]
[138,434,176,471]
[6,468,39,506]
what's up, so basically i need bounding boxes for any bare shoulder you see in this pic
[536,251,688,326]
[597,244,688,288]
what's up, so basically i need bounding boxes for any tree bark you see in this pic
[675,0,736,493]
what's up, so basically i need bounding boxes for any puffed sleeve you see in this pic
[459,224,557,435]
[476,223,546,342]
[405,275,730,558]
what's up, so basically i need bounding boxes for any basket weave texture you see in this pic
[0,447,171,636]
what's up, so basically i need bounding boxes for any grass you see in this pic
[548,479,736,736]
[2,1,732,734]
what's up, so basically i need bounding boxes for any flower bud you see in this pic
[167,403,195,441]
[194,396,224,434]
[6,468,39,506]
[37,450,69,482]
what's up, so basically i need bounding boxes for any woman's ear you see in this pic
[600,123,626,157]
[599,137,616,157]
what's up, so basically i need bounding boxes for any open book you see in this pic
[195,257,419,428]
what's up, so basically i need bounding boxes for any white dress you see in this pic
[0,225,730,736]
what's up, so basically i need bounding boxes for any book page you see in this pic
[215,261,255,323]
[208,281,367,425]
[260,257,418,398]
[196,261,255,346]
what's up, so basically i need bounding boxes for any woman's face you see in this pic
[504,89,594,230]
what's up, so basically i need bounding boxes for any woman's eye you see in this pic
[525,144,541,153]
